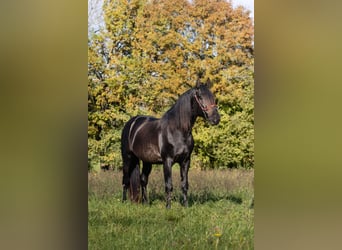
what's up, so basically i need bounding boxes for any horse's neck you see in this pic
[189,113,198,130]
[176,97,198,134]
[162,94,198,134]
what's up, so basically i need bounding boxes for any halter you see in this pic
[194,92,217,112]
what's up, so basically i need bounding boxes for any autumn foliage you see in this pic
[88,0,254,170]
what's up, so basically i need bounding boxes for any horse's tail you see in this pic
[121,116,140,202]
[130,163,141,202]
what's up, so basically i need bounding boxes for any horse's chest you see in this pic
[174,144,190,161]
[163,132,193,161]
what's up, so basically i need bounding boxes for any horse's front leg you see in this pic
[163,158,173,209]
[180,158,190,207]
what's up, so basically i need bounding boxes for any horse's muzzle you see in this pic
[209,113,220,125]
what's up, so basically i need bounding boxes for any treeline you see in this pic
[88,0,254,171]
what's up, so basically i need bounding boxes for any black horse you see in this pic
[121,78,220,208]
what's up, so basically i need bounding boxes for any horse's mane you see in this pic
[161,88,194,133]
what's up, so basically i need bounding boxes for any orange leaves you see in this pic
[88,0,254,169]
[95,0,254,114]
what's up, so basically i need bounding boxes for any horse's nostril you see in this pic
[209,116,220,125]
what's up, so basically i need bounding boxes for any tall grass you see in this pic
[88,167,254,249]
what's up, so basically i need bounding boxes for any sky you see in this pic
[231,0,254,19]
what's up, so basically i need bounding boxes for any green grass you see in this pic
[88,168,254,250]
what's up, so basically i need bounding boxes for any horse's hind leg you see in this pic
[130,159,141,202]
[141,162,152,204]
[122,155,130,202]
[122,154,141,202]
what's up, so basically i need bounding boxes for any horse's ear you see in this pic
[205,78,212,88]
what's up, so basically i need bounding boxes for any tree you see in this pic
[88,0,254,170]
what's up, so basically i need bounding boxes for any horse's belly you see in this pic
[135,143,162,163]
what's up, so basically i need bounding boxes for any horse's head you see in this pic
[194,78,220,125]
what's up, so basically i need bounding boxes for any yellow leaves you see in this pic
[88,0,254,169]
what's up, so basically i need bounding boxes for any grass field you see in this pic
[88,167,254,249]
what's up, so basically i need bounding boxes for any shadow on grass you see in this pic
[186,192,243,207]
[148,188,243,207]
